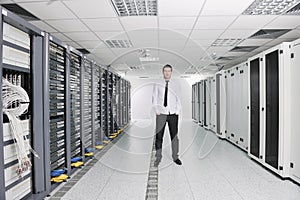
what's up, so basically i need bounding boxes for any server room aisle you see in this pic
[49,119,300,200]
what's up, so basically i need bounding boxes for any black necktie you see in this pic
[164,80,169,107]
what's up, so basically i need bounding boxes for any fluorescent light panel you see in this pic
[243,0,300,15]
[106,40,133,48]
[212,39,242,47]
[111,0,157,16]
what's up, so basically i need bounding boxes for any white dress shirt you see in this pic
[152,79,181,115]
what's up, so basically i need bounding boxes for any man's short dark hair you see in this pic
[163,64,172,72]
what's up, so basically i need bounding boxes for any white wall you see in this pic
[128,78,193,120]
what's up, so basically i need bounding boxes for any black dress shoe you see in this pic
[174,159,182,165]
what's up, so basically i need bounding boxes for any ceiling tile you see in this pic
[83,18,124,31]
[228,15,277,30]
[207,46,233,54]
[95,31,126,40]
[64,32,99,41]
[18,1,76,20]
[127,29,158,41]
[194,16,236,29]
[263,38,291,47]
[63,0,117,18]
[64,41,81,48]
[190,29,224,40]
[264,16,300,29]
[220,29,257,39]
[0,0,13,3]
[200,0,254,16]
[159,17,197,30]
[238,39,272,46]
[159,30,189,40]
[120,16,158,30]
[158,0,205,16]
[279,30,300,39]
[30,20,57,32]
[186,39,215,47]
[51,32,71,42]
[78,40,106,49]
[46,19,89,32]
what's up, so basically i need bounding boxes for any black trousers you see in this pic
[155,114,179,160]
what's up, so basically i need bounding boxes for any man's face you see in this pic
[163,67,172,80]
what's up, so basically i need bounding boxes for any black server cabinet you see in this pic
[49,41,67,173]
[69,52,82,159]
[101,69,108,137]
[250,58,260,158]
[265,50,279,169]
[94,66,101,144]
[83,59,93,149]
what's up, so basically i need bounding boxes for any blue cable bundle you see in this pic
[51,168,65,177]
[95,141,103,145]
[103,136,110,141]
[85,148,94,153]
[71,157,82,163]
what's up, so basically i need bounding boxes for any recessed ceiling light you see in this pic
[243,0,300,15]
[230,46,260,52]
[211,39,243,47]
[106,40,133,48]
[111,0,157,16]
[249,29,291,39]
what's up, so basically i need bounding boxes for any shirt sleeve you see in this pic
[152,83,159,113]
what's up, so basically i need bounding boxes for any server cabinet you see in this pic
[210,78,216,132]
[1,8,44,200]
[94,65,102,144]
[198,81,204,126]
[224,62,249,151]
[248,55,262,159]
[192,84,196,121]
[215,72,226,138]
[101,68,108,137]
[82,58,93,150]
[194,83,199,123]
[204,78,212,130]
[248,43,291,178]
[69,48,83,160]
[289,38,300,184]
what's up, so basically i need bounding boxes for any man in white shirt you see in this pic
[152,64,182,167]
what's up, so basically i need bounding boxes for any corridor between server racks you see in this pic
[46,119,300,200]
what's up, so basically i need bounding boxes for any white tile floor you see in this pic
[61,119,300,200]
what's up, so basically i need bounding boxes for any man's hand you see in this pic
[156,112,161,115]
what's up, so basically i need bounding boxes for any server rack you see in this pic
[198,81,204,126]
[248,43,291,178]
[82,58,93,150]
[204,78,211,130]
[210,78,216,132]
[194,82,199,123]
[192,84,195,121]
[0,7,44,200]
[116,76,121,131]
[48,39,68,176]
[215,72,226,139]
[101,68,108,137]
[289,38,300,184]
[69,48,83,160]
[94,65,102,144]
[121,78,126,127]
[224,62,249,151]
